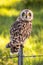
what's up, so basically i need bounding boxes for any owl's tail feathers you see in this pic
[10,45,20,54]
[6,42,20,54]
[6,42,11,48]
[10,44,24,54]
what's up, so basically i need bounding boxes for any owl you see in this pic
[6,9,33,53]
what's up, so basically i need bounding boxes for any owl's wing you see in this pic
[6,18,21,53]
[10,19,20,44]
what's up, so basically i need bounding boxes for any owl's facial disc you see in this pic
[20,9,33,21]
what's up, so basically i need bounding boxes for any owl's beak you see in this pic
[26,15,27,18]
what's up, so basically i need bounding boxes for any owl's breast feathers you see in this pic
[6,18,32,53]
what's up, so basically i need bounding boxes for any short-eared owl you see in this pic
[6,9,33,53]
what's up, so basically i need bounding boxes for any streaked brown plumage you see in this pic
[6,9,33,53]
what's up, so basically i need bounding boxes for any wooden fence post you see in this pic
[18,44,23,65]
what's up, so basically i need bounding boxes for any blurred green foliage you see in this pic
[0,0,43,65]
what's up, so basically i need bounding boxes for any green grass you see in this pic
[0,0,43,65]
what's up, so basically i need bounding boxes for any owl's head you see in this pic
[20,9,33,21]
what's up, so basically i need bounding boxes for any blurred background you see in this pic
[0,0,43,65]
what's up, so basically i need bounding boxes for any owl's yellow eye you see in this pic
[22,12,25,16]
[28,13,31,16]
